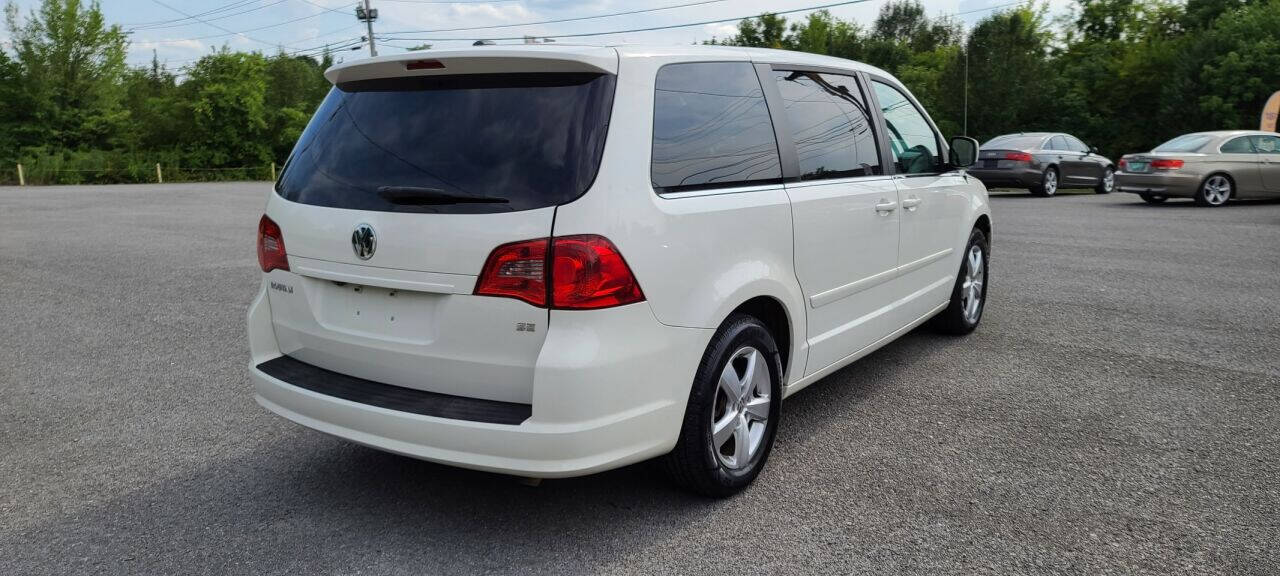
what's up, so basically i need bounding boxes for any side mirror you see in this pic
[1089,145,1098,154]
[950,136,979,168]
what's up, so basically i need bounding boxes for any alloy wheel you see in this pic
[1202,176,1231,206]
[711,346,772,469]
[1044,170,1058,196]
[961,244,985,324]
[1102,169,1114,192]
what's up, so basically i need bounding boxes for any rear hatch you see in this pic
[264,48,617,404]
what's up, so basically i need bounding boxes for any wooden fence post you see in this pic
[155,163,163,184]
[16,163,24,186]
[270,162,276,181]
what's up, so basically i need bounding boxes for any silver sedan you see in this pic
[1116,131,1280,206]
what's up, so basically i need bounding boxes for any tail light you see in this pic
[1118,158,1128,171]
[1151,159,1184,170]
[474,238,549,307]
[1004,152,1033,163]
[257,215,289,272]
[475,234,644,310]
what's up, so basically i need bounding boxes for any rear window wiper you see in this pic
[376,186,509,205]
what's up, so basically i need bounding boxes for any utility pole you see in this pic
[356,0,378,57]
[963,45,968,136]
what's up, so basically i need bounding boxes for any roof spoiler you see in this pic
[324,48,617,85]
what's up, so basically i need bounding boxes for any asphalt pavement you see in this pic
[1,183,1277,575]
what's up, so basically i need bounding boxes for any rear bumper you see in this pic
[968,167,1040,188]
[1115,172,1200,197]
[246,280,712,478]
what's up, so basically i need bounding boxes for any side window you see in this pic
[1048,136,1069,151]
[871,80,941,175]
[1250,135,1280,154]
[651,62,781,191]
[1065,136,1089,153]
[772,71,882,180]
[1221,137,1256,154]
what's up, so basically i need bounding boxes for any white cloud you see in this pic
[132,38,206,52]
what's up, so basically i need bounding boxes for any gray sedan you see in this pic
[1116,131,1280,206]
[968,132,1116,197]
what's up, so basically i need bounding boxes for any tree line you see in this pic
[1,0,1278,184]
[714,0,1280,160]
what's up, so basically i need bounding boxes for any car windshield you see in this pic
[1153,134,1212,153]
[276,73,616,214]
[983,135,1046,150]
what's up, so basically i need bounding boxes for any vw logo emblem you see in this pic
[351,223,377,260]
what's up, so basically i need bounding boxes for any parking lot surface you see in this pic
[1,183,1277,575]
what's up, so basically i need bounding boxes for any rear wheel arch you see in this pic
[728,296,792,377]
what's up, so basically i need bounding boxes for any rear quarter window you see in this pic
[651,62,781,192]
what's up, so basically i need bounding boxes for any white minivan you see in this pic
[247,44,991,496]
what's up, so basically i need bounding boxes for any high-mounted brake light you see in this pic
[1004,152,1033,163]
[474,235,644,310]
[1151,159,1184,170]
[257,215,290,272]
[405,59,445,71]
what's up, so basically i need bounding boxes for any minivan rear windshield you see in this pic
[1153,134,1211,153]
[276,73,616,214]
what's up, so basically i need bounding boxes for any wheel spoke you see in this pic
[732,416,750,465]
[739,349,761,400]
[719,363,742,400]
[712,412,736,447]
[744,396,770,422]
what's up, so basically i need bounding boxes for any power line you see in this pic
[380,0,731,35]
[385,0,1031,43]
[123,0,260,29]
[141,6,345,42]
[379,0,520,3]
[384,0,881,42]
[146,0,280,47]
[131,0,293,32]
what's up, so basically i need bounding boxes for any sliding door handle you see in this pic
[901,197,921,211]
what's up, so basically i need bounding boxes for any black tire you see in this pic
[931,227,989,335]
[1095,167,1115,194]
[1194,174,1232,207]
[1030,167,1058,197]
[1140,193,1167,204]
[664,314,783,497]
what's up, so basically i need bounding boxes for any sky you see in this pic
[2,0,1075,70]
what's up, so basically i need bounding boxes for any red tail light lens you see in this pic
[474,234,644,310]
[1118,158,1128,171]
[1004,152,1033,162]
[1151,159,1184,170]
[551,235,645,310]
[474,238,549,307]
[257,215,289,272]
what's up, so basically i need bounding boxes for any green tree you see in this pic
[1193,0,1280,130]
[949,6,1057,141]
[4,0,128,150]
[264,53,329,161]
[725,13,791,48]
[179,49,272,167]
